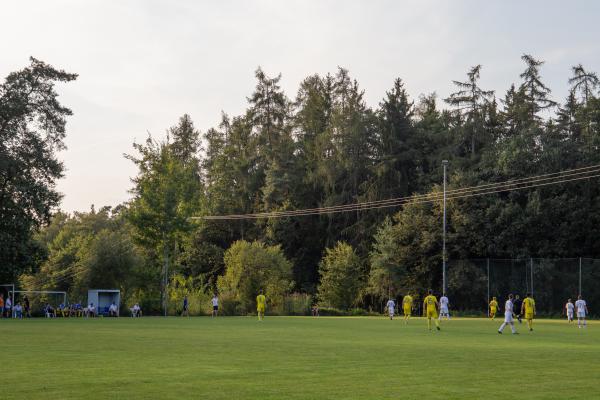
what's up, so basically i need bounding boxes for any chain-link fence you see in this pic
[447,258,600,317]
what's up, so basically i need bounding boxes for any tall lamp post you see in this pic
[442,160,449,296]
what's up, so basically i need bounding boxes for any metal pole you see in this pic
[530,258,534,296]
[442,160,448,296]
[487,258,490,316]
[579,257,582,295]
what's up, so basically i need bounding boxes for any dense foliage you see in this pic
[5,55,600,313]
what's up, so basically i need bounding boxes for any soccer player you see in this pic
[489,297,499,320]
[402,293,413,323]
[439,294,450,320]
[498,294,518,334]
[211,294,219,317]
[513,294,523,324]
[386,298,396,320]
[565,298,574,323]
[575,295,588,329]
[256,291,266,321]
[423,290,441,331]
[181,295,189,317]
[521,293,535,332]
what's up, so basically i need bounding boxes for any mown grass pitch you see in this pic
[2,316,598,399]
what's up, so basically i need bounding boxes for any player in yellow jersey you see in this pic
[489,297,499,320]
[402,294,413,324]
[256,291,266,321]
[521,293,535,331]
[423,289,441,331]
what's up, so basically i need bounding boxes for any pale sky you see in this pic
[2,1,599,212]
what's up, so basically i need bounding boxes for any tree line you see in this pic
[2,55,600,314]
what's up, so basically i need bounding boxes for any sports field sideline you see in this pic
[2,316,598,400]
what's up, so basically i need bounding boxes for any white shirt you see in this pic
[109,304,117,312]
[133,304,140,311]
[212,297,219,307]
[575,300,587,313]
[5,298,11,308]
[386,300,395,310]
[88,304,95,311]
[14,304,22,312]
[440,296,449,307]
[566,302,574,312]
[505,299,514,314]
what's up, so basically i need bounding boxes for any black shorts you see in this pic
[213,305,218,311]
[183,305,188,311]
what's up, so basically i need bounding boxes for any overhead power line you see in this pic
[192,164,600,220]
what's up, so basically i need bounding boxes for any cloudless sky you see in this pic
[2,0,599,212]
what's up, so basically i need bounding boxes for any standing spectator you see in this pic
[0,293,4,318]
[4,295,12,318]
[211,294,219,317]
[23,295,31,318]
[14,303,23,319]
[181,296,189,317]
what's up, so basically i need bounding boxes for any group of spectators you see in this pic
[0,293,28,318]
[0,292,143,318]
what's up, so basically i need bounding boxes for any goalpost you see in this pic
[13,290,67,317]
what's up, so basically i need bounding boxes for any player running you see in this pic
[256,291,266,321]
[489,297,499,320]
[386,298,396,320]
[575,295,588,329]
[522,293,535,332]
[498,294,518,335]
[402,293,413,323]
[565,298,574,323]
[439,294,450,320]
[423,290,441,331]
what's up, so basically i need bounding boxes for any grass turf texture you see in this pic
[2,317,598,400]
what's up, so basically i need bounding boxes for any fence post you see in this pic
[579,257,582,296]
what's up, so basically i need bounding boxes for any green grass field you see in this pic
[2,316,598,399]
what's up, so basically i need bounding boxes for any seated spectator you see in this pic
[311,304,320,317]
[130,303,142,317]
[108,302,119,317]
[14,303,23,319]
[57,303,67,317]
[87,302,96,318]
[74,302,83,317]
[44,303,56,318]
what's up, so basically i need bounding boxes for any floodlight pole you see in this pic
[442,160,449,296]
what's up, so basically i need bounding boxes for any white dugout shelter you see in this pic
[87,289,120,315]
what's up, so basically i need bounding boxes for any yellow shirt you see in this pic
[256,294,266,307]
[489,300,498,309]
[523,297,535,313]
[403,295,413,308]
[423,295,438,311]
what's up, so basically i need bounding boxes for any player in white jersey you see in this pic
[565,299,574,323]
[575,295,588,328]
[498,294,518,334]
[386,299,396,320]
[438,295,450,320]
